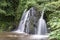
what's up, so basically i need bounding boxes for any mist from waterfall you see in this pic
[37,7,47,35]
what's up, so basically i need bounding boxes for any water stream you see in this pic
[14,9,30,33]
[37,7,47,35]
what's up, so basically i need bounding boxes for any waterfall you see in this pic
[13,7,48,35]
[25,10,30,33]
[40,7,46,19]
[13,7,35,33]
[37,7,47,35]
[13,9,30,33]
[11,7,49,40]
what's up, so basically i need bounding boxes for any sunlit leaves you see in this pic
[46,1,60,39]
[0,9,6,14]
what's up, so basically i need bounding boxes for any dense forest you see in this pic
[0,0,60,40]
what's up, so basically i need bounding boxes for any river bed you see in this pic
[0,32,49,40]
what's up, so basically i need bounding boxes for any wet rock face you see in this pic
[27,7,41,34]
[24,7,40,34]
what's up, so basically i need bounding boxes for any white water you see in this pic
[30,35,49,40]
[14,9,30,33]
[13,7,37,34]
[37,7,47,35]
[25,12,30,33]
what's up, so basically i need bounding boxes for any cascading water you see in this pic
[25,7,36,34]
[14,9,30,33]
[25,11,30,33]
[13,7,37,34]
[37,7,47,35]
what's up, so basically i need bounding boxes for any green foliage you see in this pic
[49,29,60,40]
[15,0,27,21]
[0,0,19,31]
[45,1,60,40]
